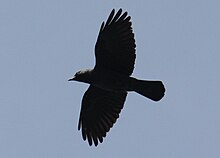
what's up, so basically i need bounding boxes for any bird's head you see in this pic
[68,69,93,83]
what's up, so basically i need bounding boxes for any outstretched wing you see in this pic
[78,85,127,146]
[95,9,136,76]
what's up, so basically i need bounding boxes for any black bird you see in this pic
[68,9,165,146]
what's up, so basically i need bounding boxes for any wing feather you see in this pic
[78,85,127,146]
[95,9,136,76]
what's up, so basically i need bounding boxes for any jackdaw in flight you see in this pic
[68,9,165,146]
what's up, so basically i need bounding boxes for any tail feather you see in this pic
[130,78,165,101]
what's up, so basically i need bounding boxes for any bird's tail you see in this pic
[129,78,165,101]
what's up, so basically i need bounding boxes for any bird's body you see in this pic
[69,9,165,146]
[72,68,130,92]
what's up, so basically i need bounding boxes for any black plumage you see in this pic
[69,9,165,146]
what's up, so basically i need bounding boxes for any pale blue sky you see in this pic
[1,0,220,157]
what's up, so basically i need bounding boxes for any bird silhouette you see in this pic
[68,9,165,146]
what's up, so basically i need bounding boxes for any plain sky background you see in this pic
[1,0,220,157]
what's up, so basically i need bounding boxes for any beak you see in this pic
[68,76,76,81]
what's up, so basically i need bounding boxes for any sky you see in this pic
[0,0,220,157]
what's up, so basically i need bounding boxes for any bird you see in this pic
[68,8,165,146]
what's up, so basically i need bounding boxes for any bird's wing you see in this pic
[95,9,136,76]
[78,85,127,146]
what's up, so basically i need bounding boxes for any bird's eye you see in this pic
[75,71,81,76]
